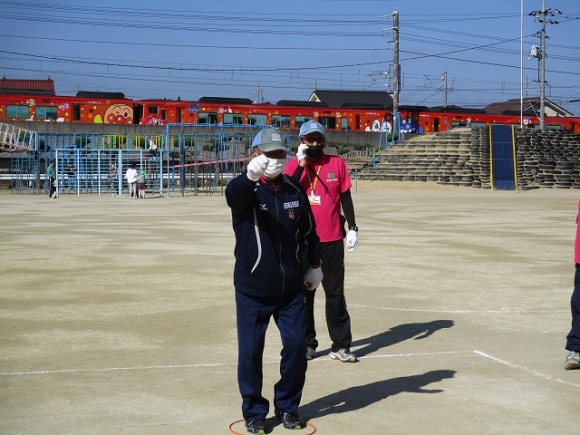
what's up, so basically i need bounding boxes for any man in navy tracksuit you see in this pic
[226,128,322,434]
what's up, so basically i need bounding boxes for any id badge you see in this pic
[309,194,321,206]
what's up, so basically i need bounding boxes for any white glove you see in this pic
[346,229,358,252]
[304,266,323,291]
[246,154,269,181]
[296,144,309,161]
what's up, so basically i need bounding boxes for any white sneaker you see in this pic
[329,348,358,362]
[565,351,580,370]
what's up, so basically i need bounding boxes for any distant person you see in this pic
[109,162,117,195]
[125,163,138,199]
[147,137,158,158]
[565,200,580,370]
[226,127,322,433]
[137,170,146,199]
[46,161,56,199]
[285,121,359,363]
[65,163,75,190]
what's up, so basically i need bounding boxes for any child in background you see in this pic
[137,170,146,199]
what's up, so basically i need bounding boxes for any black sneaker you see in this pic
[275,409,306,430]
[245,418,267,434]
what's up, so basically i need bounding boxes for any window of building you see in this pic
[6,105,30,119]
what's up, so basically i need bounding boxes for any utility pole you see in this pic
[392,11,400,117]
[382,11,400,146]
[441,71,450,107]
[529,1,561,130]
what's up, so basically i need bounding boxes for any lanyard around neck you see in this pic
[306,165,322,193]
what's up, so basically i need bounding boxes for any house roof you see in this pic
[0,76,55,95]
[309,90,393,109]
[484,97,573,117]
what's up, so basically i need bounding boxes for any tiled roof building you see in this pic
[484,97,572,117]
[309,90,393,109]
[0,76,55,95]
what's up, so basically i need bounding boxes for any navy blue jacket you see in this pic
[226,171,322,298]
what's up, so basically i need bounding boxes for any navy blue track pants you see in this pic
[566,264,580,352]
[236,290,307,421]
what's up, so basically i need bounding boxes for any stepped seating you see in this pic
[355,127,580,190]
[358,127,491,188]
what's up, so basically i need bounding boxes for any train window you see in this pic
[248,114,267,126]
[198,112,218,124]
[272,115,290,128]
[35,106,58,121]
[148,106,159,115]
[295,116,313,128]
[223,113,243,124]
[318,116,337,130]
[6,105,30,119]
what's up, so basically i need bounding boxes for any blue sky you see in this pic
[0,0,578,114]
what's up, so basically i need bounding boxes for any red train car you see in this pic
[134,97,392,132]
[418,109,580,135]
[0,91,134,124]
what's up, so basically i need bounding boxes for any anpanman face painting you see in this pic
[103,103,133,124]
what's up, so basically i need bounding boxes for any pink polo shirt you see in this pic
[575,200,580,264]
[285,154,352,243]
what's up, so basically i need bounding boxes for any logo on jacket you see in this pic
[288,209,296,220]
[259,203,268,211]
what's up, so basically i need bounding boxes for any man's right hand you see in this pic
[246,154,269,181]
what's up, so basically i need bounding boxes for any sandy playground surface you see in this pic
[1,180,580,434]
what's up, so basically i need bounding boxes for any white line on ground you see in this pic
[352,303,567,314]
[474,350,580,388]
[0,362,235,376]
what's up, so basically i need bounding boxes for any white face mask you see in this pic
[263,157,287,179]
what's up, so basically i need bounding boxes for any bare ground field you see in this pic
[1,181,580,434]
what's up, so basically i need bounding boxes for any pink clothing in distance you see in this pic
[285,154,352,243]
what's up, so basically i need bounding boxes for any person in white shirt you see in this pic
[125,163,138,199]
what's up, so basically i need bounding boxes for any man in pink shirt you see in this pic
[285,121,359,363]
[564,200,580,370]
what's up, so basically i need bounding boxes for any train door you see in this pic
[355,115,361,130]
[340,117,349,131]
[177,108,183,123]
[433,117,440,132]
[73,104,81,121]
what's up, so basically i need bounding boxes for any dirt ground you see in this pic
[1,181,580,434]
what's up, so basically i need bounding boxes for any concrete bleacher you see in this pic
[356,127,580,190]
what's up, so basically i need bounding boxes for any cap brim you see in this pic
[255,143,288,152]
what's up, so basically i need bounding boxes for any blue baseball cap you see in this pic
[252,128,289,152]
[299,121,325,137]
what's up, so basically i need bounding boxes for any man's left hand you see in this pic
[346,229,358,252]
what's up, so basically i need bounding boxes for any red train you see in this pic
[1,90,579,135]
